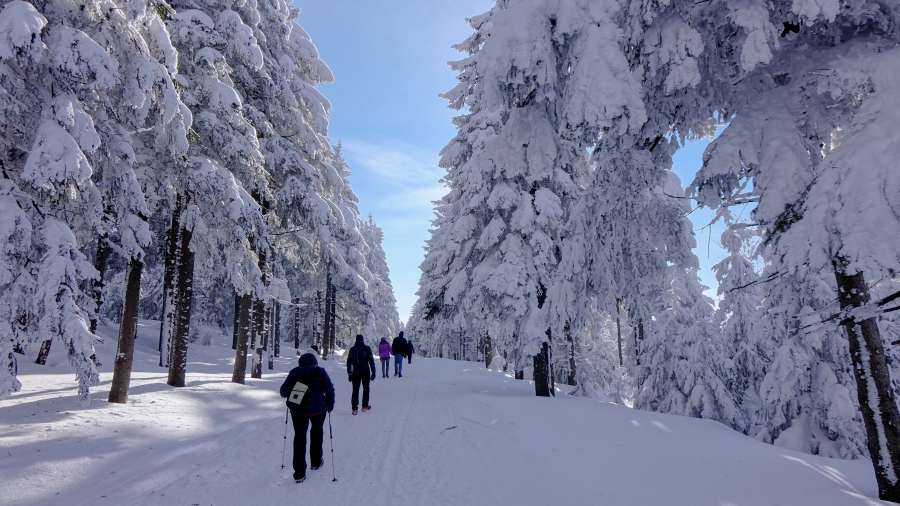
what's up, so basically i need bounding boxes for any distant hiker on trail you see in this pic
[407,341,414,364]
[391,331,408,377]
[279,353,335,484]
[378,337,392,378]
[346,335,376,415]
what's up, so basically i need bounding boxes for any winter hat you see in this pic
[298,353,318,366]
[380,337,387,343]
[398,331,404,338]
[355,334,365,343]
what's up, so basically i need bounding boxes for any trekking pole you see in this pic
[328,411,337,482]
[281,406,289,470]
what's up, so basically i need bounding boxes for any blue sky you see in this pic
[296,1,728,322]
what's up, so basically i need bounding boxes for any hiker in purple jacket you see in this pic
[377,337,392,378]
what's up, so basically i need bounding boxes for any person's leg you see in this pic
[309,412,326,467]
[396,354,403,376]
[291,412,311,480]
[361,376,370,408]
[351,376,361,411]
[394,354,400,375]
[380,357,388,377]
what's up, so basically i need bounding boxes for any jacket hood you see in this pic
[298,353,318,366]
[355,334,365,343]
[380,337,387,343]
[398,331,404,338]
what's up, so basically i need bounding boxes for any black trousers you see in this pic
[351,375,370,410]
[291,411,326,479]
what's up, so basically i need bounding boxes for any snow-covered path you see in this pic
[1,323,890,505]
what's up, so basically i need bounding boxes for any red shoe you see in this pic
[352,409,358,415]
[362,406,371,412]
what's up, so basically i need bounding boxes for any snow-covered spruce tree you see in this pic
[0,0,135,403]
[712,211,768,418]
[416,0,646,395]
[362,215,399,340]
[688,1,900,496]
[162,2,272,384]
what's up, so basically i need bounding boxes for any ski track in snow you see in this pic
[0,321,892,506]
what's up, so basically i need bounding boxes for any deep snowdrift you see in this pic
[0,321,889,505]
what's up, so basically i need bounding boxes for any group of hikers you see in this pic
[278,331,413,483]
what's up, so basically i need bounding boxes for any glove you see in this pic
[371,373,376,381]
[348,376,352,383]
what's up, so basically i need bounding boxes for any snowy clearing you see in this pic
[0,321,888,506]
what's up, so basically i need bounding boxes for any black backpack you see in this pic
[349,345,369,375]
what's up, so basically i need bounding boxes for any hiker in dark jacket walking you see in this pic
[407,341,414,364]
[346,335,376,415]
[391,331,408,377]
[279,353,335,483]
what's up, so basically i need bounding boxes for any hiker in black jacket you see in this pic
[391,331,408,377]
[407,341,414,364]
[346,334,376,415]
[280,353,335,483]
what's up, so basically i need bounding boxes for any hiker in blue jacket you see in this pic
[346,334,376,415]
[280,353,335,483]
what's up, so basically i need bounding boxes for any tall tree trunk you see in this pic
[273,302,281,359]
[231,293,253,384]
[329,281,337,353]
[534,341,552,397]
[293,297,300,349]
[90,234,110,334]
[250,242,267,379]
[566,326,576,386]
[322,275,332,359]
[108,258,144,404]
[616,299,623,367]
[267,304,275,369]
[635,319,644,366]
[167,225,194,388]
[35,339,52,365]
[159,197,182,365]
[232,294,241,350]
[484,335,492,369]
[835,270,900,502]
[315,289,322,348]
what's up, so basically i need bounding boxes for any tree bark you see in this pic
[293,297,301,349]
[90,234,110,334]
[108,258,143,404]
[231,293,253,384]
[566,326,577,386]
[159,197,182,365]
[534,342,552,397]
[322,275,332,359]
[616,299,623,367]
[315,290,322,349]
[484,335,492,369]
[835,270,900,502]
[232,294,241,350]
[250,242,267,379]
[35,339,52,365]
[167,225,194,388]
[273,302,281,359]
[267,304,275,369]
[329,281,336,354]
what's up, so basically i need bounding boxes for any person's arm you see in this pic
[279,370,295,398]
[322,370,335,412]
[367,347,376,379]
[346,349,352,375]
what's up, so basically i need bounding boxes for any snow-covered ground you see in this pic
[1,322,889,506]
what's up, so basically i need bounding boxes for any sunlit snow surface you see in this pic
[1,321,888,505]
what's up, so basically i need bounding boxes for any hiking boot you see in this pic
[295,475,306,484]
[398,373,402,378]
[352,409,358,415]
[311,460,324,470]
[362,406,371,412]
